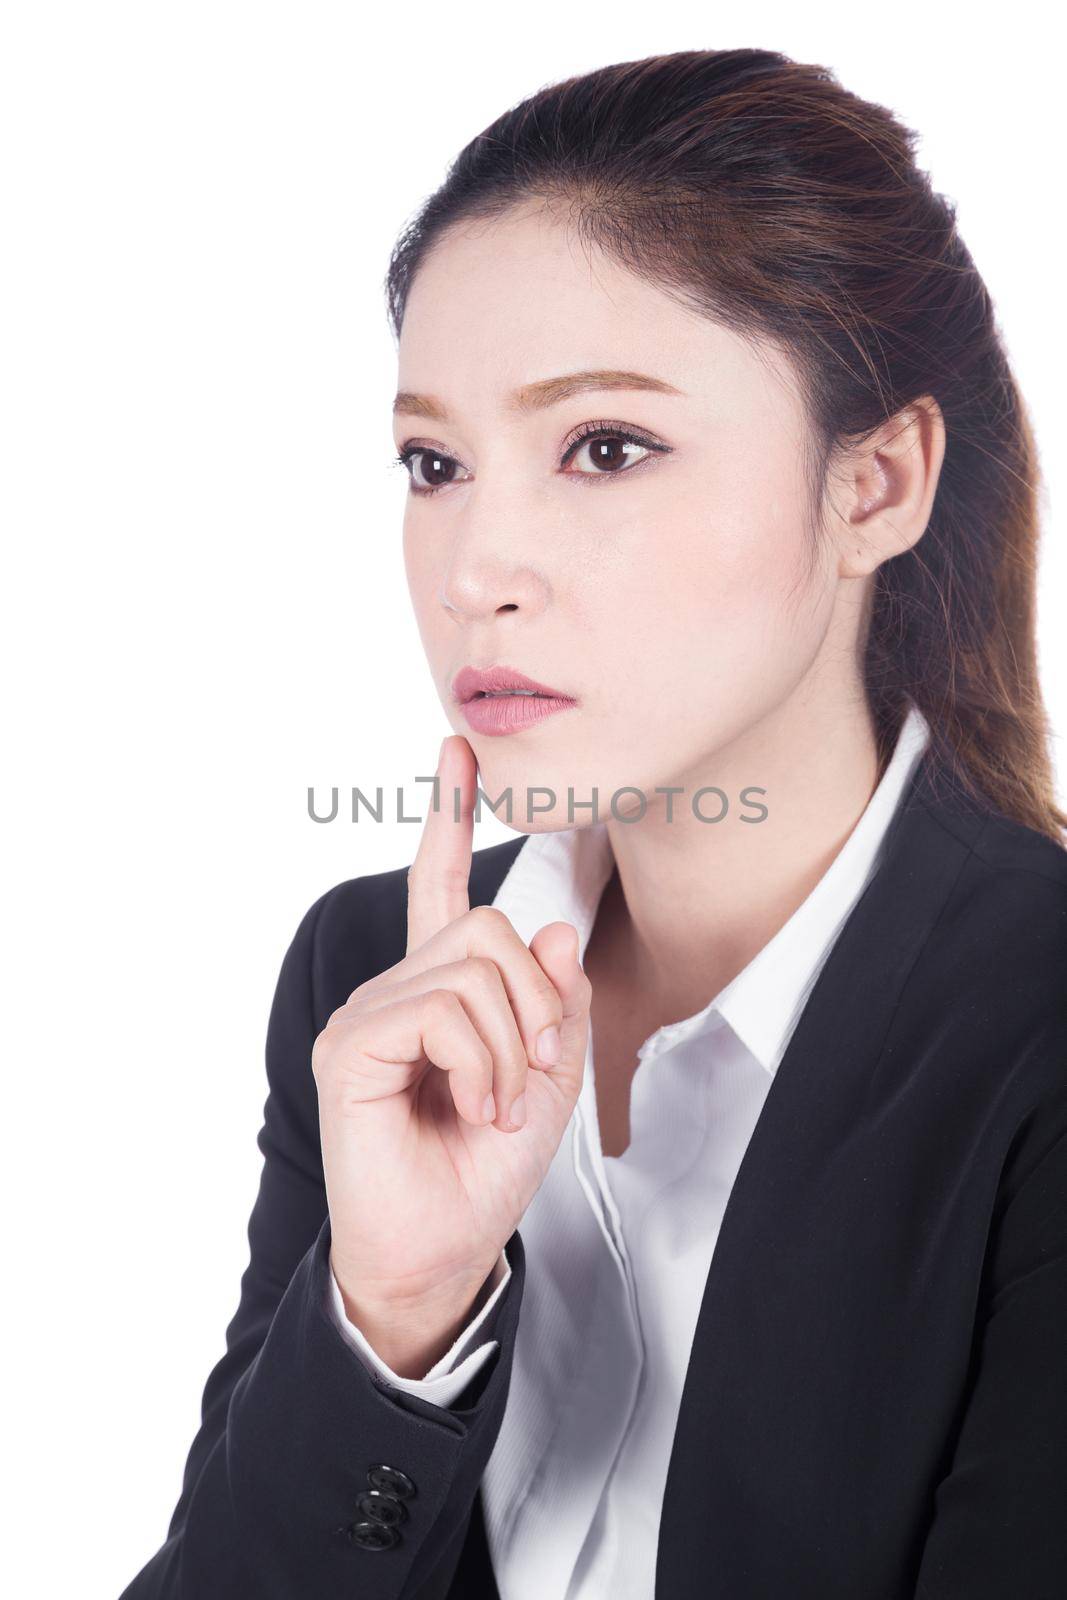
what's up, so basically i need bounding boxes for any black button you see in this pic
[367,1463,416,1499]
[356,1489,407,1528]
[347,1520,401,1552]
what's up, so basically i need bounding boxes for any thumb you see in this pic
[528,921,591,1083]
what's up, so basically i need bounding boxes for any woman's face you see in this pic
[394,201,853,829]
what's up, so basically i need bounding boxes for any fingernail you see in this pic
[508,1093,526,1128]
[481,1092,496,1123]
[536,1025,561,1065]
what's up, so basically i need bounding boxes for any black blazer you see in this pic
[119,750,1067,1600]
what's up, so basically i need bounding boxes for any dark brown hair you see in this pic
[385,47,1065,843]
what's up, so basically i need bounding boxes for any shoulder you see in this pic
[291,834,528,1032]
[957,810,1067,1212]
[928,796,1067,962]
[953,796,1067,889]
[912,793,1067,1107]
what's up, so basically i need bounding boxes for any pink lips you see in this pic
[452,664,578,738]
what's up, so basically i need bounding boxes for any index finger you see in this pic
[406,734,477,955]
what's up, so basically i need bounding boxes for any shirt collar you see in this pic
[491,701,932,1078]
[713,701,931,1074]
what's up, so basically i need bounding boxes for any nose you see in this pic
[437,510,552,623]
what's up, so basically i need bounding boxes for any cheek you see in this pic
[571,470,827,712]
[401,519,428,596]
[403,519,443,604]
[402,527,450,665]
[671,449,818,607]
[676,511,817,646]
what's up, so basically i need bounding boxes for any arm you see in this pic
[119,886,526,1600]
[913,1061,1067,1599]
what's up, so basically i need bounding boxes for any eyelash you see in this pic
[392,419,671,497]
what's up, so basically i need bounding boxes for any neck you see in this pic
[591,680,889,1026]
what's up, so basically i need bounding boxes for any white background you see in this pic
[2,3,1063,1593]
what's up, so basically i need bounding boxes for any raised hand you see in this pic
[313,733,592,1374]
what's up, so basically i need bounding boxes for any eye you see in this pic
[559,421,669,481]
[393,419,671,497]
[394,446,473,497]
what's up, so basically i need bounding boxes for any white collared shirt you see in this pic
[328,703,932,1599]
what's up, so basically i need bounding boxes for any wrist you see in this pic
[331,1254,503,1379]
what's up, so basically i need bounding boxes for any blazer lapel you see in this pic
[469,832,529,909]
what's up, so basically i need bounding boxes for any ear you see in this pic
[830,396,946,579]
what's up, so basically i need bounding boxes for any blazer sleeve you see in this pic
[118,885,526,1600]
[913,1046,1067,1600]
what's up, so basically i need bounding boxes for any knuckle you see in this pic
[422,986,462,1024]
[464,953,502,993]
[439,862,470,893]
[466,903,509,937]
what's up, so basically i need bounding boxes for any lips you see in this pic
[452,664,576,705]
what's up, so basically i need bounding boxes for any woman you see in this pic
[120,46,1067,1600]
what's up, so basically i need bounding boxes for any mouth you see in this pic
[451,664,577,706]
[451,664,579,738]
[468,689,552,701]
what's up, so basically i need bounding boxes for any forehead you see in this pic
[396,204,801,427]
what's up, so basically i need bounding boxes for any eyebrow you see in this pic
[392,368,684,423]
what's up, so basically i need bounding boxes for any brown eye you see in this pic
[400,448,472,496]
[566,434,652,475]
[558,421,669,481]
